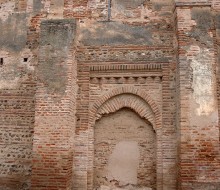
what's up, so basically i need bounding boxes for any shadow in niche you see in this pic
[93,108,156,190]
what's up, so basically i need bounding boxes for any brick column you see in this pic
[73,62,90,190]
[162,63,177,190]
[176,4,220,189]
[31,19,77,190]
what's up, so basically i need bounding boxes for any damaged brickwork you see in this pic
[0,0,219,190]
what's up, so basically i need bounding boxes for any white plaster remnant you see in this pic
[190,47,216,116]
[47,0,64,19]
[44,0,50,11]
[0,49,34,89]
[0,1,15,22]
[191,60,215,116]
[187,46,218,126]
[107,141,139,186]
[177,9,196,31]
[26,0,33,13]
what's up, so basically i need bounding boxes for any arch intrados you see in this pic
[95,94,155,130]
[89,87,161,130]
[97,106,155,131]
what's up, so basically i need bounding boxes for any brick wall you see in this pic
[176,4,220,190]
[0,1,36,189]
[73,1,177,189]
[31,19,76,190]
[0,0,219,190]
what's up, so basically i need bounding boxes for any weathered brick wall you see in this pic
[0,0,219,190]
[74,1,177,189]
[0,1,78,189]
[176,3,220,189]
[0,83,35,190]
[31,19,76,190]
[215,14,220,190]
[0,1,36,189]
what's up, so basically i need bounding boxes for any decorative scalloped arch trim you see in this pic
[89,86,161,131]
[96,94,156,130]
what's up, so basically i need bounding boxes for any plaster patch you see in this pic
[107,141,139,186]
[47,0,64,18]
[27,0,33,13]
[94,109,156,189]
[190,49,215,116]
[0,13,28,51]
[79,20,154,46]
[177,9,196,31]
[33,0,43,12]
[0,1,15,22]
[44,0,50,12]
[187,47,218,126]
[0,49,34,89]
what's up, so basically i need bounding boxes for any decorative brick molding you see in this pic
[89,63,163,85]
[89,86,161,129]
[90,63,162,72]
[95,94,155,129]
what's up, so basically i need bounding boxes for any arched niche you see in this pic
[87,87,163,190]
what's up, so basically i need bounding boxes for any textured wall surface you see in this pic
[176,4,220,190]
[0,0,219,190]
[31,19,76,190]
[94,109,156,189]
[0,1,35,189]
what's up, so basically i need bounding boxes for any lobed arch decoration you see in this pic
[95,93,156,130]
[87,86,163,190]
[89,86,162,130]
